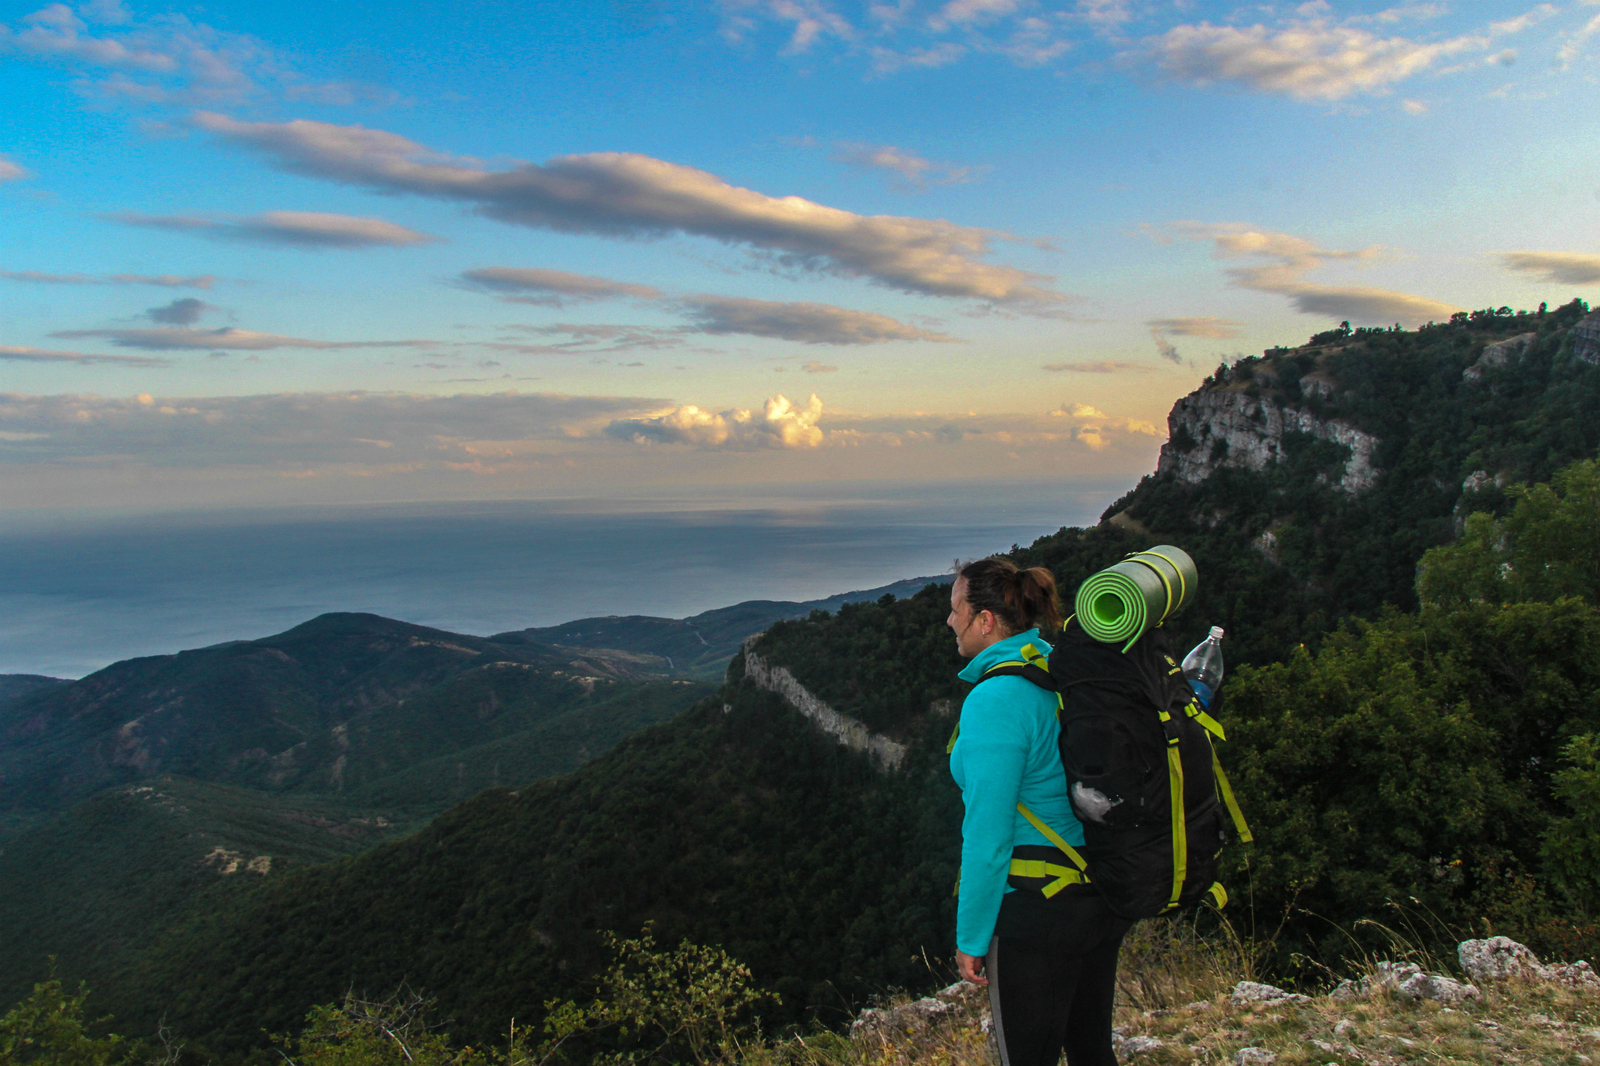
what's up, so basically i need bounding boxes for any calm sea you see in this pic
[0,478,1128,678]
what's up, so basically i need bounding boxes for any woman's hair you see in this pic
[956,557,1062,636]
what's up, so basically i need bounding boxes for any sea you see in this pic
[0,477,1130,679]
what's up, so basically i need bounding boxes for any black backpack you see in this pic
[978,617,1251,920]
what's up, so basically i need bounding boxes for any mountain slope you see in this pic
[0,612,682,837]
[490,575,941,678]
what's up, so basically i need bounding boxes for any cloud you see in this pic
[0,390,665,467]
[0,155,27,182]
[1557,9,1600,70]
[489,323,687,354]
[1141,16,1488,100]
[50,326,421,350]
[607,392,825,449]
[0,345,169,366]
[831,142,985,189]
[1047,400,1159,451]
[192,112,1065,306]
[1041,360,1152,373]
[1145,316,1247,364]
[1168,221,1459,326]
[0,269,216,287]
[1,1,396,109]
[679,295,959,344]
[146,296,213,324]
[1500,251,1600,285]
[801,361,837,373]
[1146,316,1246,338]
[460,267,662,306]
[110,210,438,248]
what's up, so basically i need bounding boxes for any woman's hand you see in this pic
[956,950,988,986]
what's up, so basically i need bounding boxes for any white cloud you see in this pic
[50,326,423,350]
[831,142,985,189]
[1557,9,1600,69]
[1047,401,1159,451]
[1142,17,1488,100]
[607,392,825,449]
[1500,250,1600,285]
[0,155,27,182]
[1,0,396,108]
[192,112,1064,306]
[680,295,959,344]
[110,210,438,248]
[1168,221,1459,326]
[0,269,215,287]
[460,267,662,305]
[0,345,168,366]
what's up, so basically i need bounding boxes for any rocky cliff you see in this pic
[1156,383,1380,495]
[741,636,907,771]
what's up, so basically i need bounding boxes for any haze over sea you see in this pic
[1,478,1124,679]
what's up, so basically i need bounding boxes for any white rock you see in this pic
[1234,1048,1276,1065]
[1333,1019,1357,1038]
[1458,936,1546,982]
[1231,980,1310,1006]
[848,997,956,1038]
[1184,1000,1212,1011]
[1121,1036,1165,1056]
[1396,972,1480,1004]
[1548,960,1600,989]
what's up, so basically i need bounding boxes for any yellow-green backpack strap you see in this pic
[1212,749,1253,844]
[1016,802,1088,872]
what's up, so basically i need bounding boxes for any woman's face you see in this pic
[948,577,1002,658]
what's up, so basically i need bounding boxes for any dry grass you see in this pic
[746,922,1600,1066]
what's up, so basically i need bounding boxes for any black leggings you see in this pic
[985,897,1131,1066]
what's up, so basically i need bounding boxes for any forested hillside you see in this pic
[9,302,1600,1057]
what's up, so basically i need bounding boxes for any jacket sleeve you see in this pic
[952,679,1029,957]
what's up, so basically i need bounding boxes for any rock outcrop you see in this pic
[1459,936,1600,989]
[742,637,907,771]
[1573,309,1600,366]
[1157,388,1380,495]
[1463,331,1537,382]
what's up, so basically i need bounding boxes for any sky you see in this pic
[3,0,1599,516]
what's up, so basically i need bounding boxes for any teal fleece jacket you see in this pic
[948,628,1085,957]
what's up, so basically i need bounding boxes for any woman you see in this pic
[947,557,1131,1066]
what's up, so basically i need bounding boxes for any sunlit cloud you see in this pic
[491,323,687,353]
[1167,221,1459,326]
[1140,14,1489,101]
[50,326,423,350]
[831,141,985,190]
[1145,316,1246,364]
[0,345,169,366]
[680,295,959,344]
[192,112,1066,306]
[110,210,438,248]
[801,361,837,373]
[607,392,825,449]
[460,267,662,306]
[1500,250,1600,285]
[0,269,216,287]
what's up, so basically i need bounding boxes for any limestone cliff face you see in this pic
[1572,309,1600,365]
[741,636,906,772]
[1157,386,1380,495]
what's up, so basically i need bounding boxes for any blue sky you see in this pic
[3,0,1598,514]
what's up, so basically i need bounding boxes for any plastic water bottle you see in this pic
[1182,626,1225,708]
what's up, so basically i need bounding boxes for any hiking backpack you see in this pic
[978,617,1252,920]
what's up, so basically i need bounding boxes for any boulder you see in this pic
[1234,1049,1276,1065]
[1459,937,1546,982]
[849,996,958,1040]
[1231,980,1310,1006]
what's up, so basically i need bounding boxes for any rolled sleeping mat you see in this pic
[1073,545,1198,645]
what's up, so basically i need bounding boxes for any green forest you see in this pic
[5,302,1600,1062]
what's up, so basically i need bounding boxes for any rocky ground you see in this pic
[817,937,1600,1066]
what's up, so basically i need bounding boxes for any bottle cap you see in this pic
[1210,626,1225,639]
